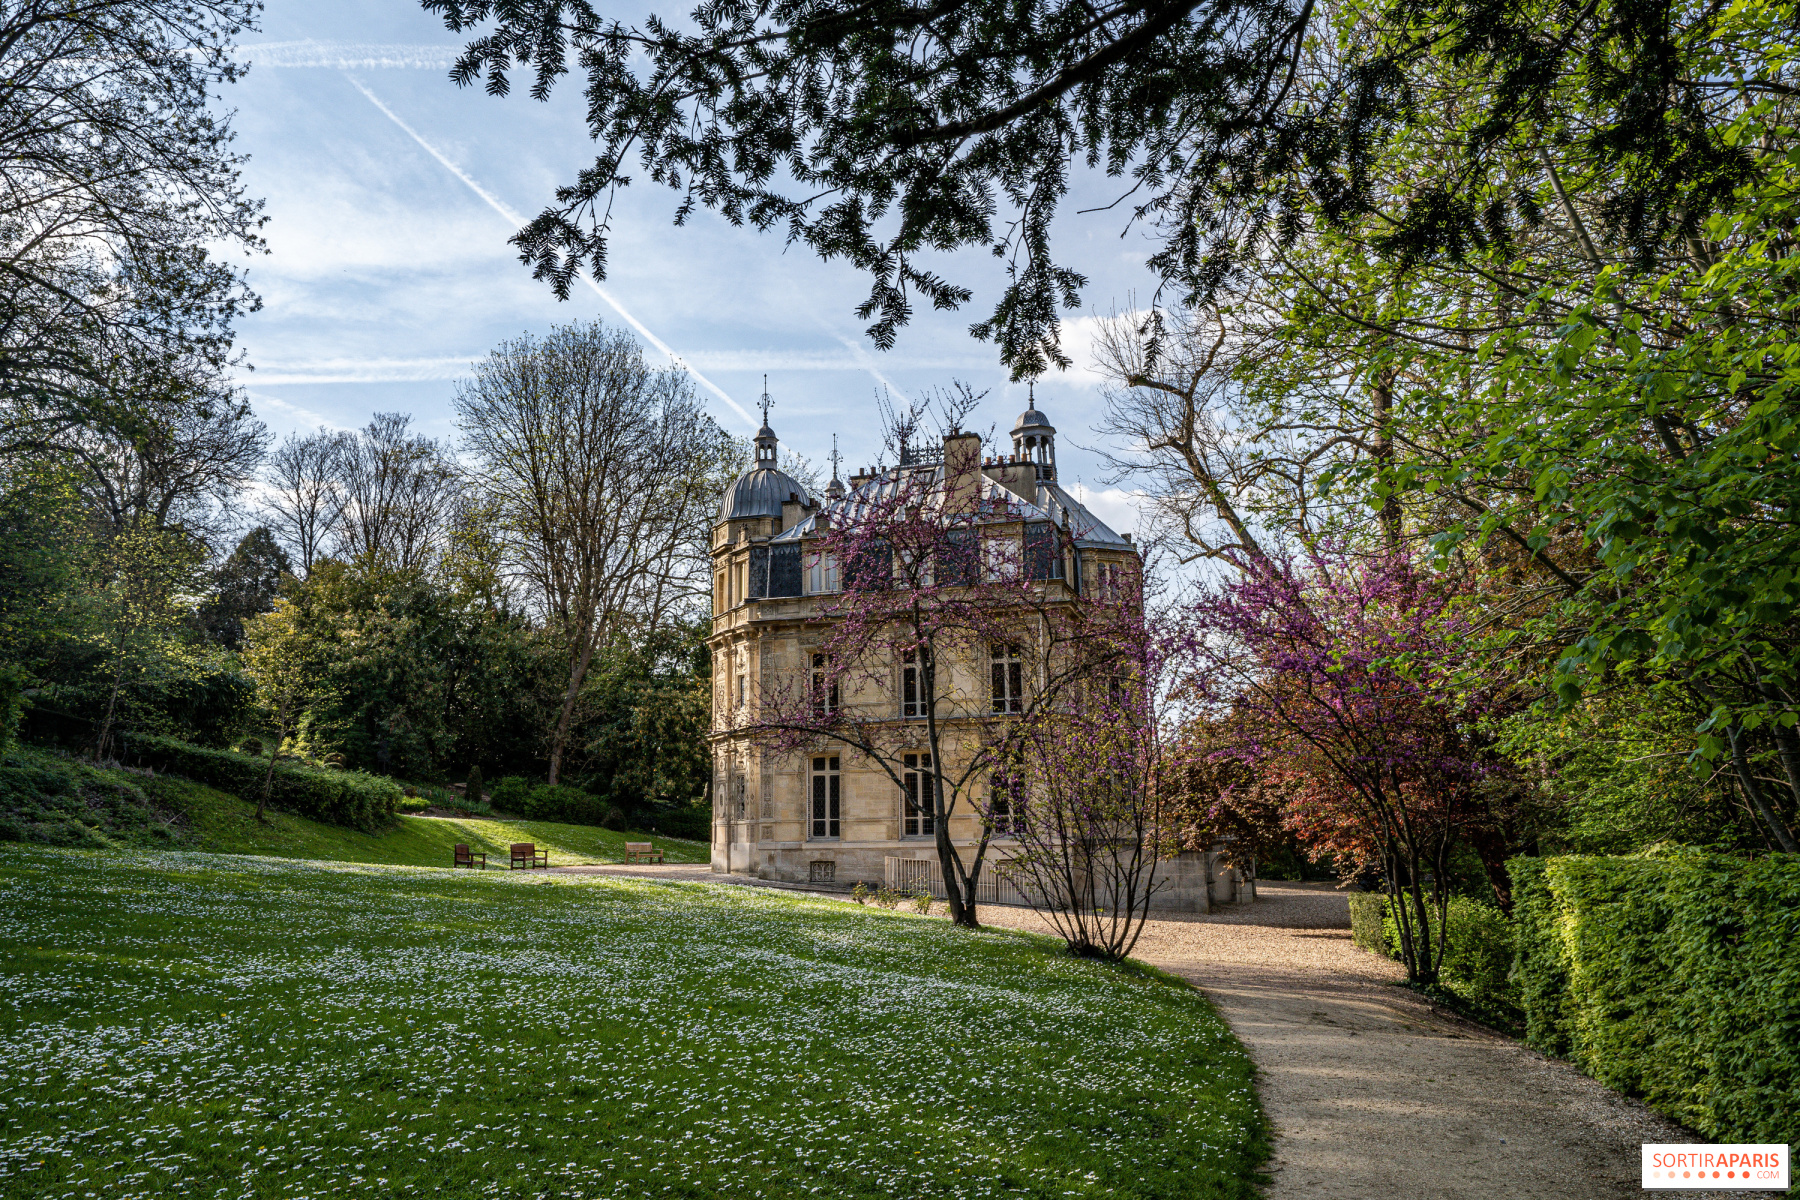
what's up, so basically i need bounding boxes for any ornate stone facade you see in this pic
[706,400,1236,908]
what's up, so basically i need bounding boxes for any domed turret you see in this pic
[717,384,811,523]
[1011,387,1056,480]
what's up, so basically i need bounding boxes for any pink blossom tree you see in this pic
[998,596,1177,959]
[1186,550,1516,984]
[742,435,1142,928]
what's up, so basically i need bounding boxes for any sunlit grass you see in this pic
[0,846,1267,1199]
[148,773,709,867]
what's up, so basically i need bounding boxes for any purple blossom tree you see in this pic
[998,593,1176,960]
[1186,549,1516,984]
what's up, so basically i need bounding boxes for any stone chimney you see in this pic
[780,492,806,532]
[984,453,1038,502]
[943,431,982,513]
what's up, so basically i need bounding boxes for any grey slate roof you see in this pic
[717,466,812,521]
[769,465,1130,549]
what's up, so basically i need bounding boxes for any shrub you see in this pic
[1348,891,1386,954]
[465,764,484,804]
[850,882,870,905]
[397,795,431,813]
[0,747,182,847]
[1349,889,1519,1028]
[601,805,627,831]
[523,783,606,825]
[489,776,531,811]
[121,732,399,832]
[1511,850,1800,1144]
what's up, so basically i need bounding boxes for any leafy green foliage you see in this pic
[1348,889,1520,1027]
[122,732,400,832]
[196,526,290,650]
[0,746,183,847]
[1512,851,1800,1142]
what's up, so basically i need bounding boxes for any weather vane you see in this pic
[760,375,773,427]
[829,434,842,481]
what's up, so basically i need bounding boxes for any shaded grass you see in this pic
[0,746,708,866]
[0,846,1269,1200]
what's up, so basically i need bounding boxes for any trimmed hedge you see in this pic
[1512,850,1800,1143]
[123,733,399,833]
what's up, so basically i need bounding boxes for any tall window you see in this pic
[732,776,747,821]
[806,552,839,594]
[902,753,935,836]
[736,672,748,709]
[810,756,841,838]
[811,653,839,716]
[901,648,925,718]
[991,643,1023,713]
[989,771,1024,837]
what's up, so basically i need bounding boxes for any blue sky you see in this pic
[228,1,1161,533]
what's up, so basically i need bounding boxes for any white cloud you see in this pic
[242,42,464,70]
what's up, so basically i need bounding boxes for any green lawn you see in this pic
[0,846,1269,1200]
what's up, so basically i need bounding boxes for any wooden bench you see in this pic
[624,842,664,864]
[509,842,548,870]
[452,843,486,869]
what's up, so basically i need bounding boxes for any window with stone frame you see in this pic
[902,753,935,836]
[991,643,1024,713]
[811,653,839,716]
[810,756,841,839]
[732,775,747,820]
[988,770,1025,836]
[900,648,926,718]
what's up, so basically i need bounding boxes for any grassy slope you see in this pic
[0,846,1268,1200]
[0,746,707,866]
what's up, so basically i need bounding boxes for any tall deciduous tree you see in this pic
[1189,550,1521,983]
[262,429,350,577]
[747,421,1143,928]
[455,321,735,784]
[0,0,263,458]
[334,414,460,573]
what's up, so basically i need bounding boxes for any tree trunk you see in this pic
[548,620,601,786]
[1371,367,1401,550]
[92,628,130,761]
[1728,725,1800,853]
[921,640,979,927]
[258,696,289,824]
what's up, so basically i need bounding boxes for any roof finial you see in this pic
[829,434,843,482]
[1027,380,1035,410]
[760,375,773,427]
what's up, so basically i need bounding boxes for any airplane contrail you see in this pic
[346,75,756,427]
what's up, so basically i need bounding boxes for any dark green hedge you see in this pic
[123,733,399,833]
[1512,850,1800,1143]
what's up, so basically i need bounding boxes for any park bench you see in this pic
[624,842,664,864]
[510,843,548,870]
[452,844,486,869]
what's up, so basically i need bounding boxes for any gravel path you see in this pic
[561,867,1729,1200]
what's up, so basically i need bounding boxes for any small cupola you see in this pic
[1011,385,1056,480]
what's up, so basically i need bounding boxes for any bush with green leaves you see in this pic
[122,733,399,832]
[1348,892,1385,954]
[1511,851,1800,1143]
[489,776,531,811]
[523,783,606,826]
[0,747,183,847]
[1348,889,1518,1028]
